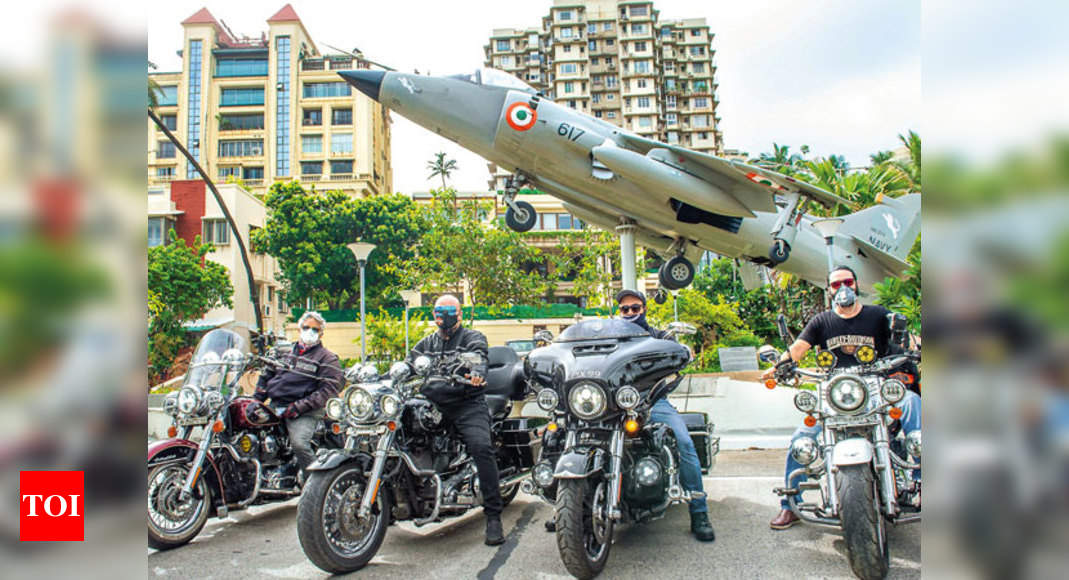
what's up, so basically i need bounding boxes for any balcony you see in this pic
[243,179,264,187]
[327,173,353,181]
[300,174,323,182]
[301,59,325,71]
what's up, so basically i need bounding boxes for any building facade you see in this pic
[148,5,392,198]
[149,181,289,336]
[485,0,721,155]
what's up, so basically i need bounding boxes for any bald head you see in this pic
[433,294,462,333]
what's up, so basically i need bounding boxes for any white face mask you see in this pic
[300,328,321,346]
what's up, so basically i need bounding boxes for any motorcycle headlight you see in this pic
[616,386,640,410]
[827,375,868,414]
[794,390,818,413]
[880,379,907,404]
[346,388,375,421]
[381,394,401,418]
[905,430,922,457]
[177,386,202,414]
[204,390,224,410]
[568,382,607,420]
[634,457,662,486]
[163,393,179,416]
[790,436,819,466]
[536,388,559,411]
[533,461,555,488]
[389,361,411,382]
[325,397,345,421]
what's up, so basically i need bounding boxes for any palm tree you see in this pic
[753,142,803,175]
[891,130,921,191]
[426,152,458,190]
[870,150,894,166]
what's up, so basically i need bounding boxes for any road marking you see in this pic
[477,503,537,579]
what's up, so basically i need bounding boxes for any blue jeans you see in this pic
[650,398,708,514]
[781,390,921,509]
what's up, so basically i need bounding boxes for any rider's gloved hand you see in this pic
[253,389,268,402]
[283,403,301,420]
[774,358,797,381]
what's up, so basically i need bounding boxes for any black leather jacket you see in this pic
[406,326,489,406]
[254,342,343,413]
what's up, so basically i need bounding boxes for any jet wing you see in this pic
[615,133,854,212]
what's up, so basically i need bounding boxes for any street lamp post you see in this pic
[811,218,845,274]
[399,290,420,353]
[347,242,377,363]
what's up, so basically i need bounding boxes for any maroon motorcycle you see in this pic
[147,329,342,550]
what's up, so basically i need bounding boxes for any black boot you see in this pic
[544,518,556,532]
[690,511,715,542]
[485,515,505,546]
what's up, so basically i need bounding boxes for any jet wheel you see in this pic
[769,239,791,264]
[505,200,537,232]
[659,257,695,290]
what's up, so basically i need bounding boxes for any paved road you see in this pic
[148,450,920,579]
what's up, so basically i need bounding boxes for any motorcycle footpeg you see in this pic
[217,506,228,519]
[773,486,799,496]
[688,491,707,501]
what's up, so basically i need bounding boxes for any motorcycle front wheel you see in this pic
[147,463,211,550]
[837,464,889,580]
[556,478,614,580]
[297,464,391,574]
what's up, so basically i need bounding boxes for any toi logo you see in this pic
[20,471,84,541]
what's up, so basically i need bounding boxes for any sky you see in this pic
[147,0,921,194]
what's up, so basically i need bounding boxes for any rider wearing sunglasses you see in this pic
[762,265,922,530]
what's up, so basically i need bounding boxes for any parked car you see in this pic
[506,339,536,357]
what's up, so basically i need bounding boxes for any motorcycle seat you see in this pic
[486,394,511,419]
[484,346,526,401]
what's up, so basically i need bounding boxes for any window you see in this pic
[155,166,174,179]
[243,167,263,180]
[634,41,647,52]
[568,100,576,108]
[637,79,647,88]
[588,40,596,51]
[541,213,557,231]
[607,111,616,119]
[215,58,268,77]
[496,39,510,51]
[692,62,705,73]
[154,85,178,106]
[606,76,618,88]
[635,60,650,73]
[631,6,649,17]
[301,161,323,175]
[302,82,351,98]
[667,132,679,144]
[699,132,709,140]
[632,23,647,34]
[499,55,513,67]
[160,114,177,130]
[220,87,265,106]
[693,97,709,108]
[603,22,612,31]
[561,27,573,38]
[332,108,352,125]
[148,217,166,247]
[186,40,202,178]
[330,160,353,174]
[301,135,322,154]
[157,140,176,158]
[560,63,577,74]
[592,93,601,103]
[691,115,709,128]
[638,96,650,108]
[562,44,571,53]
[689,46,704,57]
[218,113,264,130]
[303,109,322,126]
[606,38,615,46]
[666,95,677,107]
[564,82,574,94]
[588,23,596,34]
[218,166,240,179]
[691,28,701,37]
[666,113,677,124]
[638,117,652,128]
[557,214,575,230]
[275,35,290,178]
[606,93,615,100]
[661,27,672,37]
[594,111,603,118]
[664,61,674,72]
[559,10,572,21]
[218,139,263,157]
[202,219,229,245]
[331,133,353,154]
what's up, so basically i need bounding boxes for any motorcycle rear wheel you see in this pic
[147,463,211,550]
[556,478,613,580]
[297,465,391,574]
[837,464,889,580]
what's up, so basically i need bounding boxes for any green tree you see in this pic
[251,182,424,311]
[361,310,432,371]
[752,143,805,175]
[426,152,458,190]
[545,228,617,307]
[647,288,760,372]
[148,230,234,381]
[873,239,921,333]
[407,189,546,311]
[891,130,922,190]
[870,150,894,166]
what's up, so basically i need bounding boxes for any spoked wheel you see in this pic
[147,463,211,550]
[837,464,889,580]
[556,478,614,579]
[297,465,391,574]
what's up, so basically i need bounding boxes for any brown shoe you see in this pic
[769,509,800,530]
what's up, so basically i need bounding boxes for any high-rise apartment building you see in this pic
[148,5,392,198]
[485,0,721,155]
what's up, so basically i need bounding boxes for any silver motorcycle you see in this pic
[767,344,921,580]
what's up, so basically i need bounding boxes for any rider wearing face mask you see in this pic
[405,295,507,547]
[762,266,922,530]
[253,311,343,476]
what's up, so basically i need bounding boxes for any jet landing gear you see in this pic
[769,239,791,264]
[657,239,696,291]
[502,171,537,232]
[767,191,807,264]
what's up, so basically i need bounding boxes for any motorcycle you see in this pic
[147,329,343,550]
[524,319,718,579]
[296,346,543,574]
[767,336,921,580]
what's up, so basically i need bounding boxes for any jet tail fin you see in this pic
[837,193,920,268]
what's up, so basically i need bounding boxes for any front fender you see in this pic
[831,438,874,466]
[554,446,608,479]
[307,449,367,472]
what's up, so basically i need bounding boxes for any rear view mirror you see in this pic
[667,321,697,336]
[758,345,780,364]
[413,355,432,374]
[534,330,554,344]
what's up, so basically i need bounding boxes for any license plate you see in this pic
[349,425,386,436]
[178,416,208,426]
[826,414,876,427]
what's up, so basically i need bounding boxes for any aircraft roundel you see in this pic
[506,102,537,131]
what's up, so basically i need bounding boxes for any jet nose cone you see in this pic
[338,69,385,102]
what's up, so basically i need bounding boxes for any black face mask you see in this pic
[622,311,649,330]
[436,313,459,331]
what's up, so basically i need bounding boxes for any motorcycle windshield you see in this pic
[555,318,650,342]
[184,328,249,393]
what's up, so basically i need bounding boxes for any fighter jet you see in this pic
[339,67,919,294]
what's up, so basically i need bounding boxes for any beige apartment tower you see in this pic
[148,4,392,198]
[485,0,721,155]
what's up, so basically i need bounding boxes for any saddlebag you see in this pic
[680,411,719,474]
[500,417,546,468]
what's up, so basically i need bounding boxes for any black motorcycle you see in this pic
[525,319,718,579]
[296,347,544,574]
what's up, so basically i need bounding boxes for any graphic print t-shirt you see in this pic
[797,305,893,367]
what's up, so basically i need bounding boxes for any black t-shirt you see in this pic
[797,305,893,367]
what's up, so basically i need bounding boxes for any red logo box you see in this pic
[20,471,84,541]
